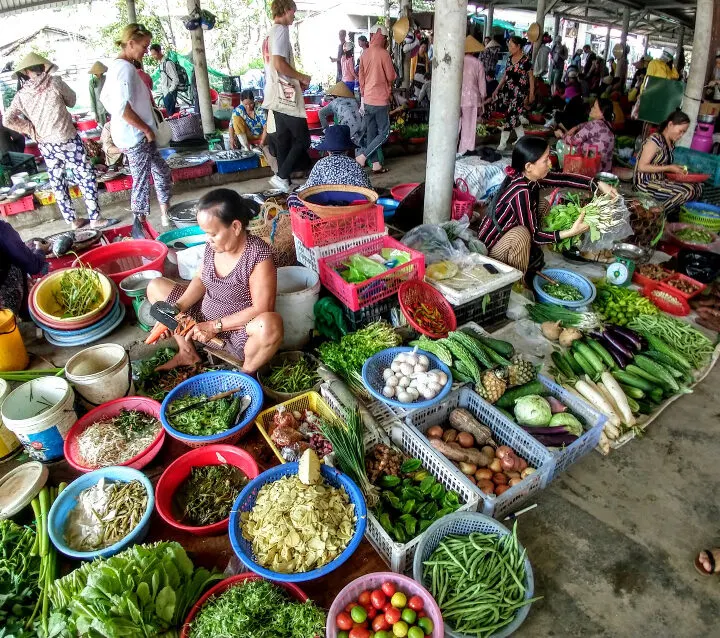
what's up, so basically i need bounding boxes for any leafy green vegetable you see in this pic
[188,578,326,638]
[0,520,40,638]
[542,282,584,301]
[168,394,240,436]
[264,356,319,394]
[674,227,714,244]
[48,542,221,638]
[543,193,624,251]
[175,465,248,527]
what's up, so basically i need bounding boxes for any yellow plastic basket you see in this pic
[255,391,340,463]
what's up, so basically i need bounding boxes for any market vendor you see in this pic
[319,82,363,145]
[146,188,283,374]
[477,136,618,275]
[633,109,701,215]
[0,220,48,318]
[229,89,277,174]
[555,98,615,173]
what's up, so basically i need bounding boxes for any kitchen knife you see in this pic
[150,302,224,348]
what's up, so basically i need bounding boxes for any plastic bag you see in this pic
[401,224,457,264]
[579,195,633,251]
[341,254,387,282]
[441,216,488,256]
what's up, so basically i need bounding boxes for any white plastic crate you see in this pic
[406,387,555,520]
[294,231,387,273]
[322,387,480,574]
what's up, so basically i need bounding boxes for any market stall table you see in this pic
[18,424,386,610]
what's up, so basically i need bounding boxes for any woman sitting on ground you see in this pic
[476,136,617,276]
[229,89,277,173]
[556,98,616,173]
[287,124,371,210]
[634,109,702,215]
[146,188,283,374]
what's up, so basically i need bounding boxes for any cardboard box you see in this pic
[700,101,720,117]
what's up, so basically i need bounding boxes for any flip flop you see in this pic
[71,218,89,229]
[694,549,719,576]
[372,167,390,174]
[90,217,120,230]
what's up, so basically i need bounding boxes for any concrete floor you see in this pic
[13,151,720,637]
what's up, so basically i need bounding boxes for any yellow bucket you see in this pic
[0,309,29,372]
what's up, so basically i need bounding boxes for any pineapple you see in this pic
[506,355,535,387]
[476,369,507,404]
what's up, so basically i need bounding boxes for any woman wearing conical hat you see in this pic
[458,36,486,157]
[89,61,108,126]
[4,53,114,229]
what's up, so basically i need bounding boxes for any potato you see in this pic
[506,470,521,479]
[426,425,444,439]
[488,458,502,473]
[466,475,477,485]
[481,445,495,458]
[477,479,495,495]
[459,462,477,475]
[495,484,510,495]
[508,477,522,486]
[457,432,475,448]
[442,428,458,443]
[475,468,493,481]
[492,472,508,485]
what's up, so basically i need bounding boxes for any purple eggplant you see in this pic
[605,325,645,351]
[599,329,635,361]
[527,432,579,447]
[520,425,572,434]
[595,333,632,369]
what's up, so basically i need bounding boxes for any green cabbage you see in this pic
[513,395,552,427]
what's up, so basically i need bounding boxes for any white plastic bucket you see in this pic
[275,266,321,350]
[0,379,21,462]
[64,344,133,408]
[1,377,77,462]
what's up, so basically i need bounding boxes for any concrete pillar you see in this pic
[680,0,714,147]
[423,0,466,223]
[553,13,561,40]
[485,3,494,40]
[676,26,685,74]
[187,0,214,135]
[615,6,630,78]
[384,0,390,28]
[532,0,546,62]
[709,0,720,83]
[604,26,611,60]
[400,0,412,89]
[127,0,137,23]
[677,26,685,50]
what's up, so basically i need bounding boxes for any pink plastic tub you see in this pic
[326,572,443,637]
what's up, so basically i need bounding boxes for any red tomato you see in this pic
[373,614,391,632]
[381,581,396,598]
[358,590,372,607]
[371,589,387,610]
[407,595,424,612]
[336,612,353,631]
[345,602,358,613]
[365,605,377,620]
[352,621,368,629]
[349,628,371,638]
[382,602,392,613]
[385,607,401,625]
[418,610,426,618]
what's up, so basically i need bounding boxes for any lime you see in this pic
[417,617,434,634]
[350,605,368,623]
[392,621,409,637]
[391,592,408,608]
[401,608,417,624]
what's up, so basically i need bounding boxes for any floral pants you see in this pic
[39,135,99,223]
[125,138,172,217]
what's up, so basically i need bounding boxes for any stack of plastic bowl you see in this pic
[28,268,125,347]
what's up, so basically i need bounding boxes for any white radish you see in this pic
[600,371,636,427]
[575,379,621,427]
[597,382,624,424]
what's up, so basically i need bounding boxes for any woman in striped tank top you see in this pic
[477,137,617,276]
[633,109,702,216]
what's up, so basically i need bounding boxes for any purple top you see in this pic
[0,220,46,277]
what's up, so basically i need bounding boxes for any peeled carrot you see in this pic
[145,322,168,344]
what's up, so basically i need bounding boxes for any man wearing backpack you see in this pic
[150,43,183,116]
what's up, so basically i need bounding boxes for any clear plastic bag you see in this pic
[401,224,457,264]
[579,195,634,251]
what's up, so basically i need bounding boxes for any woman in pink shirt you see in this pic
[341,42,357,93]
[458,36,486,156]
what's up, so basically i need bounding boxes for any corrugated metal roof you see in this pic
[0,0,86,15]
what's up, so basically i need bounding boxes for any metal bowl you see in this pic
[612,242,651,263]
[119,270,163,295]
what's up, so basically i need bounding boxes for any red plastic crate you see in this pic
[318,236,425,312]
[290,204,384,248]
[0,194,35,217]
[660,272,707,300]
[171,161,214,182]
[104,175,134,192]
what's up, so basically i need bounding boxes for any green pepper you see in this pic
[378,475,401,488]
[431,483,446,501]
[401,459,422,474]
[404,486,424,501]
[419,476,436,494]
[402,478,413,488]
[434,507,453,520]
[419,501,438,520]
[402,499,415,515]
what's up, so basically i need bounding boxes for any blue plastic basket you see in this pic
[362,346,453,410]
[215,155,260,174]
[229,462,367,582]
[412,512,534,638]
[160,371,263,447]
[156,225,208,248]
[48,466,154,560]
[533,268,596,309]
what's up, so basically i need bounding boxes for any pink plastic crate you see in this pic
[0,195,35,217]
[290,203,384,248]
[104,175,134,192]
[318,235,425,311]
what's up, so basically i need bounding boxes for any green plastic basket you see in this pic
[679,203,720,232]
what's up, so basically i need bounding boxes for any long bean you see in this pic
[423,525,541,638]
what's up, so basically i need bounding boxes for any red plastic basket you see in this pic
[660,272,707,300]
[180,574,311,638]
[104,175,133,192]
[64,397,164,472]
[632,266,673,289]
[318,235,425,312]
[0,194,35,217]
[643,282,690,316]
[452,178,475,220]
[667,172,710,184]
[171,161,214,182]
[290,203,384,248]
[155,444,259,536]
[398,280,457,338]
[390,182,420,201]
[564,145,602,178]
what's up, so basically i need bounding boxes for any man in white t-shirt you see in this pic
[263,0,311,193]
